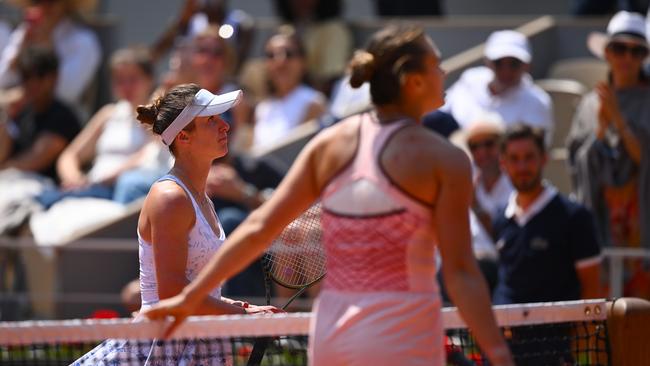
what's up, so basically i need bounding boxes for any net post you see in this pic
[607,297,650,366]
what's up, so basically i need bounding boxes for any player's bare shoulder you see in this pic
[144,180,195,221]
[307,113,361,161]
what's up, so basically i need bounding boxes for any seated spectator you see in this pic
[0,0,101,113]
[252,27,326,150]
[567,11,650,299]
[460,113,514,229]
[35,47,155,209]
[495,124,602,365]
[0,46,79,235]
[151,0,254,74]
[495,125,602,305]
[0,46,80,181]
[272,0,352,96]
[442,30,553,144]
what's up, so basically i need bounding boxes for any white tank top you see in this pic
[87,100,149,183]
[253,84,324,149]
[138,174,225,307]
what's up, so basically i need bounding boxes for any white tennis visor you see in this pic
[161,89,243,146]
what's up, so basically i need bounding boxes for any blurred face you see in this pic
[22,73,56,104]
[468,132,501,174]
[111,63,153,105]
[264,35,305,93]
[27,0,66,20]
[604,40,648,79]
[488,57,528,88]
[500,138,546,193]
[184,114,230,159]
[191,36,228,90]
[414,37,445,113]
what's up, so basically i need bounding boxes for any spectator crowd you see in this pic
[1,0,650,320]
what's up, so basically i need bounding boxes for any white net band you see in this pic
[0,300,607,346]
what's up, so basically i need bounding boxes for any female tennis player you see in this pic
[73,83,280,365]
[145,27,514,366]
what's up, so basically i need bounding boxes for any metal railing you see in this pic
[602,247,650,298]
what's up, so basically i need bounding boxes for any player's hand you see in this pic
[142,293,200,339]
[244,305,285,315]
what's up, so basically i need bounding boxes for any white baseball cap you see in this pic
[484,30,532,63]
[587,11,649,59]
[161,89,242,146]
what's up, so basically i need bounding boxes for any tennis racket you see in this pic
[246,202,326,366]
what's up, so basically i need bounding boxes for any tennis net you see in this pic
[0,299,610,365]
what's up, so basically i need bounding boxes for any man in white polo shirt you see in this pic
[442,30,554,145]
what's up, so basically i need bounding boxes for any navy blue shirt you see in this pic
[422,110,459,139]
[493,193,601,304]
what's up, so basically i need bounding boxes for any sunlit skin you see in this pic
[180,115,230,161]
[501,138,546,202]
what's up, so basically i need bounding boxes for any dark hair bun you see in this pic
[136,97,162,126]
[348,50,375,88]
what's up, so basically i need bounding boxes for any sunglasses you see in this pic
[607,42,649,59]
[193,46,224,57]
[265,48,300,61]
[492,58,524,70]
[468,138,498,152]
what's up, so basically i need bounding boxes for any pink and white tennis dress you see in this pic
[311,113,443,365]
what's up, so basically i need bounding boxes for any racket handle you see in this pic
[281,285,310,310]
[246,337,272,366]
[247,285,311,366]
[248,262,274,366]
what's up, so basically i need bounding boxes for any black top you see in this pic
[10,99,81,181]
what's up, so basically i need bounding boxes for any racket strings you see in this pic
[264,203,326,288]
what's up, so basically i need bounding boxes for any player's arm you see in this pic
[435,148,514,366]
[56,104,112,187]
[0,132,67,172]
